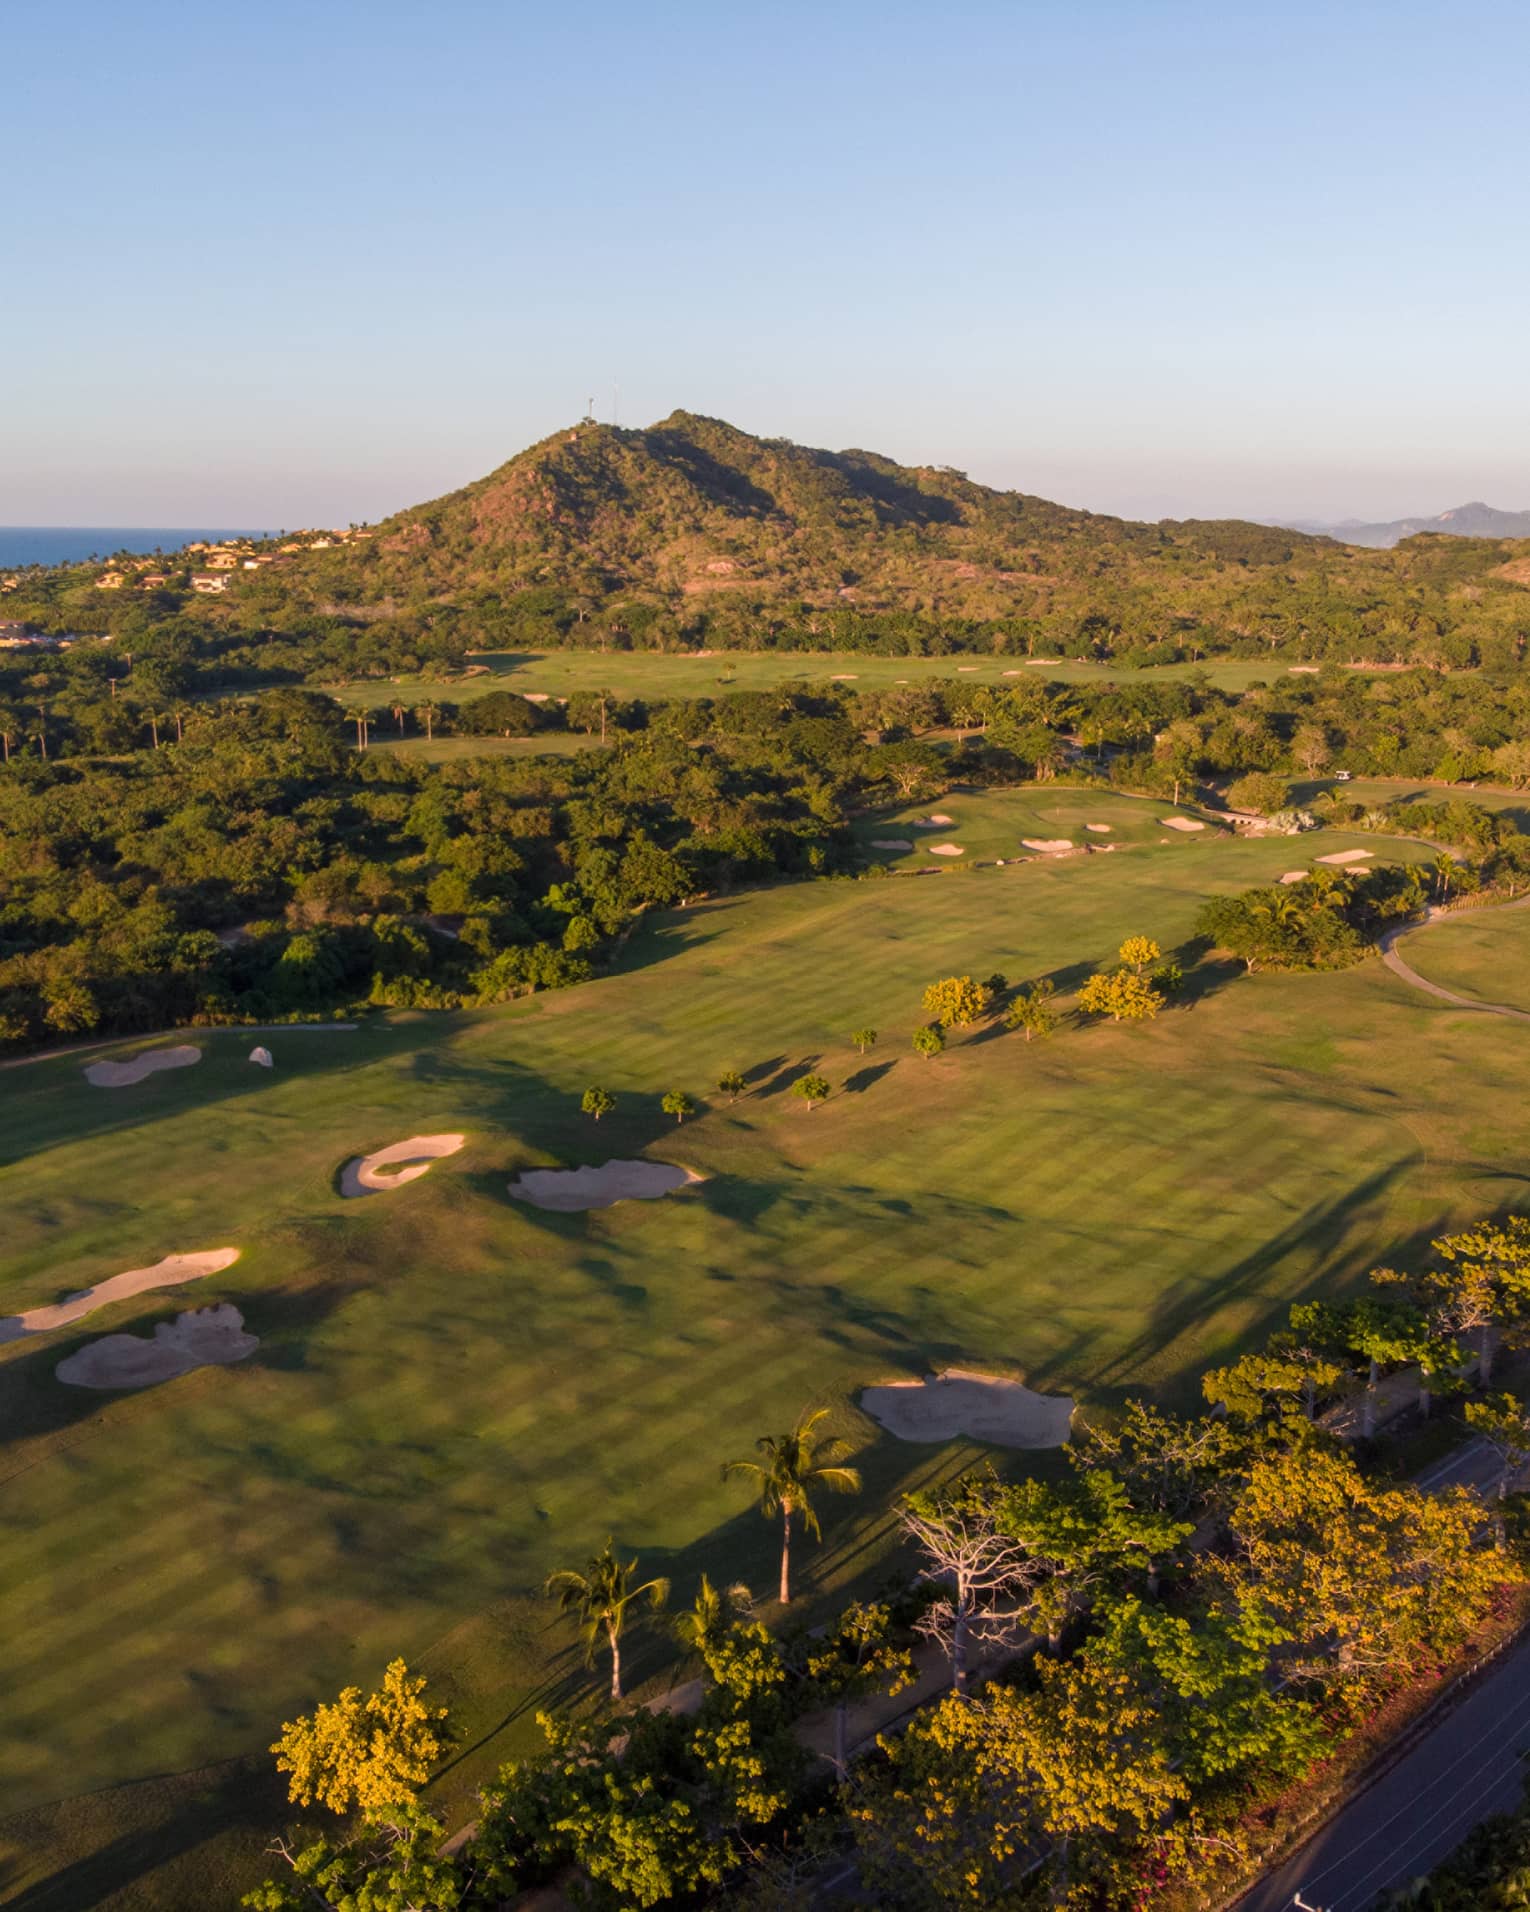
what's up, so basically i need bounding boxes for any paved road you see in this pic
[1240,1625,1530,1911]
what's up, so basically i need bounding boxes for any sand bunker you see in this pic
[339,1134,465,1198]
[509,1160,701,1212]
[0,1248,240,1343]
[956,665,979,672]
[250,1045,273,1068]
[1159,817,1206,832]
[57,1303,257,1391]
[1022,838,1073,853]
[1280,870,1308,884]
[910,813,956,828]
[861,1368,1075,1448]
[84,1043,201,1088]
[871,838,914,850]
[830,672,859,680]
[927,842,965,856]
[1317,848,1373,865]
[1085,823,1112,833]
[1289,664,1320,673]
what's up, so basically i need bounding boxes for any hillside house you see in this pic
[205,550,239,570]
[140,574,168,588]
[94,571,125,590]
[190,573,228,594]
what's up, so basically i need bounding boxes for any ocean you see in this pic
[0,527,275,569]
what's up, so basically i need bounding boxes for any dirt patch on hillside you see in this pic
[0,1248,241,1343]
[57,1303,257,1390]
[340,1134,465,1198]
[509,1160,702,1212]
[861,1369,1074,1447]
[84,1044,201,1088]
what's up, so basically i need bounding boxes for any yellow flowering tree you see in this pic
[271,1659,447,1817]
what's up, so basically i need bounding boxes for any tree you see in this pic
[792,1073,830,1111]
[1226,771,1291,816]
[723,1407,861,1604]
[414,700,440,742]
[1465,1394,1530,1523]
[900,1478,1040,1693]
[921,975,993,1027]
[1292,722,1331,776]
[1222,1445,1503,1687]
[545,1543,670,1702]
[270,1659,447,1816]
[1077,970,1164,1023]
[661,1089,696,1124]
[41,978,99,1036]
[912,1023,945,1059]
[581,1085,616,1122]
[1378,1222,1530,1388]
[850,1027,877,1055]
[716,1070,745,1101]
[1003,977,1056,1041]
[672,1574,754,1668]
[1117,935,1161,975]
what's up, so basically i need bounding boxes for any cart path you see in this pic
[1378,896,1530,1023]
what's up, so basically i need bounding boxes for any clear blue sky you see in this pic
[7,0,1527,526]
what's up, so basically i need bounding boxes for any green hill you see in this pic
[8,412,1530,670]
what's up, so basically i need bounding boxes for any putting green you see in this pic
[1,790,1524,1903]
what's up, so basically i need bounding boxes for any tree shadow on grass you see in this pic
[843,1059,896,1095]
[0,1269,362,1462]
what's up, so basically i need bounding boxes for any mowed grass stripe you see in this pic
[0,794,1511,1845]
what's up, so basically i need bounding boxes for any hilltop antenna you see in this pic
[582,395,596,425]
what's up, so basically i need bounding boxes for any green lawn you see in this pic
[323,648,1293,713]
[2,791,1525,1905]
[1393,902,1530,1009]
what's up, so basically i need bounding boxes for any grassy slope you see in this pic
[3,794,1527,1905]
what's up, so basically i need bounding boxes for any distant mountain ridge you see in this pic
[1273,501,1530,549]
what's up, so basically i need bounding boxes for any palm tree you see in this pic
[415,701,439,742]
[723,1407,862,1605]
[672,1573,753,1669]
[545,1543,669,1703]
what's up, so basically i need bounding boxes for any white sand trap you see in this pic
[861,1368,1074,1448]
[1289,664,1320,673]
[871,838,914,850]
[956,665,979,672]
[1002,669,1025,675]
[249,1045,273,1068]
[925,813,955,825]
[1280,870,1309,884]
[1022,837,1073,853]
[927,842,965,856]
[84,1043,201,1088]
[57,1303,257,1391]
[509,1160,701,1212]
[1085,822,1112,833]
[1159,817,1206,832]
[339,1133,465,1198]
[0,1248,240,1343]
[1317,848,1373,865]
[524,692,551,702]
[831,672,859,680]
